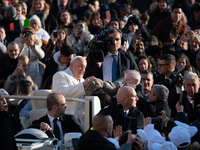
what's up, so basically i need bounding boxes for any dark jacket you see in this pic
[138,100,171,118]
[84,49,139,81]
[0,111,18,150]
[43,57,59,85]
[0,16,21,43]
[184,47,200,69]
[100,100,144,132]
[151,16,188,44]
[32,114,83,134]
[0,54,18,88]
[148,6,170,30]
[154,73,179,118]
[77,130,116,150]
[188,17,200,30]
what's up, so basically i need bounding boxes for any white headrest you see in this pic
[64,132,82,148]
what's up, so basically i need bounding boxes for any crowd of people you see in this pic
[1,0,200,149]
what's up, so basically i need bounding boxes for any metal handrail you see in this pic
[3,95,85,103]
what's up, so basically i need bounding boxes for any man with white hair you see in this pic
[124,70,147,105]
[52,56,95,124]
[124,70,141,86]
[182,72,200,123]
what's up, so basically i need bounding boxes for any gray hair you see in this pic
[184,72,199,83]
[125,70,141,84]
[153,84,169,101]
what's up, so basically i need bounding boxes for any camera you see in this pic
[53,30,58,38]
[155,100,163,116]
[171,74,183,87]
[17,64,23,70]
[24,32,33,39]
[128,117,137,134]
[87,28,114,63]
[152,117,162,132]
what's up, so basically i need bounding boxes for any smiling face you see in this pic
[58,29,67,41]
[158,0,167,11]
[0,27,6,40]
[7,43,20,59]
[70,58,87,80]
[139,59,149,71]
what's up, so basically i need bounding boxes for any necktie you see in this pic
[53,118,60,140]
[112,55,117,82]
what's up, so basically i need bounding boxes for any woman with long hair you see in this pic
[45,25,69,60]
[88,12,102,35]
[57,10,73,35]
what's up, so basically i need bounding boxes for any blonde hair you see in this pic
[18,55,30,63]
[29,0,50,20]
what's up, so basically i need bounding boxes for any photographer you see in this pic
[68,20,93,56]
[154,54,183,118]
[45,25,69,60]
[4,55,38,95]
[84,28,139,83]
[15,27,45,89]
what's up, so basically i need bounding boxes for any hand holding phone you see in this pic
[171,26,177,37]
[128,117,137,134]
[155,100,164,116]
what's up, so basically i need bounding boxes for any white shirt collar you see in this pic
[105,51,118,58]
[47,113,59,123]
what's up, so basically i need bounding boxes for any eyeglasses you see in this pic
[158,64,169,66]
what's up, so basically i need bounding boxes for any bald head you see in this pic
[70,56,87,80]
[117,86,138,110]
[117,86,135,101]
[93,113,113,137]
[47,93,63,111]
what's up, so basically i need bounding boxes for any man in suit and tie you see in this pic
[84,28,139,83]
[32,93,82,141]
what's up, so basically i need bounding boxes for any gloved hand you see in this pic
[102,81,121,96]
[85,78,103,93]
